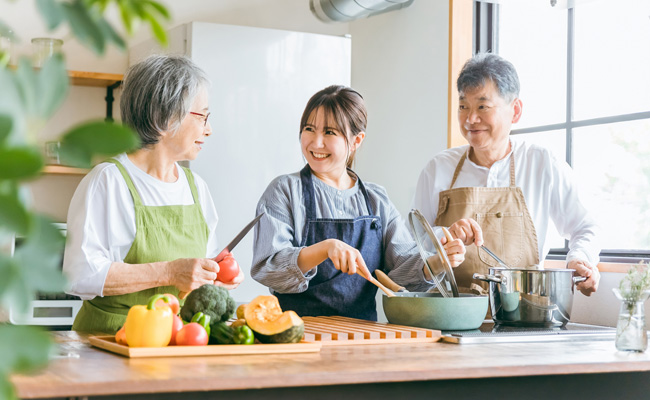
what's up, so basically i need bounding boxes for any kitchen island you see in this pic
[12,331,650,400]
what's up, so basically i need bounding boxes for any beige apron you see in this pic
[435,149,539,293]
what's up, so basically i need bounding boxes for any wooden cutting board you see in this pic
[303,316,441,345]
[88,336,321,358]
[89,316,440,357]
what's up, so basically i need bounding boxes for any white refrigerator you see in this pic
[129,22,351,303]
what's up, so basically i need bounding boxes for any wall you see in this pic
[572,271,650,328]
[7,0,443,225]
[350,1,450,219]
[1,0,350,224]
[347,1,450,321]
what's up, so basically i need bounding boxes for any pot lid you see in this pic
[408,209,459,298]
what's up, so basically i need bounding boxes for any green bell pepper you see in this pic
[232,325,254,345]
[190,312,211,337]
[210,322,255,345]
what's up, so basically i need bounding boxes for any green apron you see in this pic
[72,159,210,334]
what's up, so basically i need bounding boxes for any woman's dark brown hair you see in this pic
[299,85,367,169]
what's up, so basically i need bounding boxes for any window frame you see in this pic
[476,1,650,262]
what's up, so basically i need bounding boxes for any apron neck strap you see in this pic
[300,164,375,219]
[449,151,468,190]
[348,167,375,215]
[106,159,201,207]
[449,147,517,189]
[106,158,143,207]
[180,166,201,204]
[508,152,516,187]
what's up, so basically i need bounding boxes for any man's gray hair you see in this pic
[120,54,210,147]
[457,53,520,102]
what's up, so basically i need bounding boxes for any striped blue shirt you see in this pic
[251,171,435,294]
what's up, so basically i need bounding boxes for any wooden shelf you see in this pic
[68,70,123,87]
[43,165,89,175]
[40,70,123,176]
[9,66,123,87]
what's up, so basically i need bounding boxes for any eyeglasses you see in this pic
[189,111,210,127]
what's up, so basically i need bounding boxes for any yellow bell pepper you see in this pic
[125,294,174,347]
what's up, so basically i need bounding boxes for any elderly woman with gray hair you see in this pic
[63,54,243,334]
[413,52,601,297]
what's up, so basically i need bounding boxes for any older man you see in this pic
[413,53,600,296]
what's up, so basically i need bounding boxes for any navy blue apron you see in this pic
[275,165,384,321]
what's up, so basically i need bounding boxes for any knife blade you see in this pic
[215,212,265,260]
[178,212,265,299]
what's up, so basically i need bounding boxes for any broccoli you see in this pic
[180,284,236,324]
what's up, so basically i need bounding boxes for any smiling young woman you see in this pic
[249,85,466,321]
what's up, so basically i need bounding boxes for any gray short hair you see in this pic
[120,54,210,147]
[457,53,520,102]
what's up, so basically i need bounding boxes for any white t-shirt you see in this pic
[63,153,219,300]
[412,139,601,267]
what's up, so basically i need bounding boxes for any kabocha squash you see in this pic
[244,295,304,343]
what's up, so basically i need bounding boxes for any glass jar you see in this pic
[31,37,63,67]
[613,288,650,352]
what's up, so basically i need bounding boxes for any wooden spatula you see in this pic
[356,270,396,297]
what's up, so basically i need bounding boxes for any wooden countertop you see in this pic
[12,331,650,399]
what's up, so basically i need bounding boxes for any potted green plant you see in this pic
[0,1,169,398]
[613,262,650,352]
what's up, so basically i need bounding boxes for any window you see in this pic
[477,0,650,260]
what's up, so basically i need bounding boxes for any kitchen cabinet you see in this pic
[43,70,123,176]
[11,331,650,399]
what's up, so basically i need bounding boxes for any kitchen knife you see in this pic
[179,212,265,299]
[215,212,265,260]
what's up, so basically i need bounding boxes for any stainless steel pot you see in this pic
[473,268,586,327]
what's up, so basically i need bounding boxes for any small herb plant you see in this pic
[618,261,650,301]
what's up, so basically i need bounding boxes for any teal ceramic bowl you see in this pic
[382,292,489,331]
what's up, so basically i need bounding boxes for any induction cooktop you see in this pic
[441,321,617,344]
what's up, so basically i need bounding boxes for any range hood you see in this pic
[310,0,415,23]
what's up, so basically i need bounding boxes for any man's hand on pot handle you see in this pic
[568,259,599,296]
[448,218,484,247]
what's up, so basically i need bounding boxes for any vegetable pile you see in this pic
[114,289,305,347]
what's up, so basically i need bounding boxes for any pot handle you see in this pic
[473,273,505,284]
[573,276,587,285]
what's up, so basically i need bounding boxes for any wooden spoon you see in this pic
[356,270,396,297]
[441,226,455,243]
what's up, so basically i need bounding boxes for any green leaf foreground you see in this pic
[0,193,30,236]
[35,0,66,31]
[0,325,56,400]
[1,1,171,397]
[0,147,44,180]
[59,121,141,168]
[0,115,13,144]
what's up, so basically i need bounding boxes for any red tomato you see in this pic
[155,293,180,315]
[168,315,184,346]
[115,326,128,346]
[216,255,240,283]
[175,322,209,346]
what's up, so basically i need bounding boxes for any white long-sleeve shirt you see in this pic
[62,153,220,300]
[412,139,601,267]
